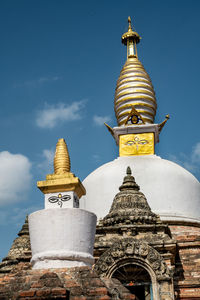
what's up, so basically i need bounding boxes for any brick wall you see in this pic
[0,264,135,300]
[169,225,200,299]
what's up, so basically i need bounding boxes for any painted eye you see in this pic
[125,141,135,146]
[62,195,71,201]
[48,196,58,203]
[139,140,148,145]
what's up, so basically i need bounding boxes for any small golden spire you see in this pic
[54,138,71,174]
[121,17,141,45]
[121,17,141,59]
[37,138,86,198]
[128,16,132,31]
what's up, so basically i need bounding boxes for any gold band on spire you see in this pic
[54,138,71,174]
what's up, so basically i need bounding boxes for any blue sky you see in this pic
[0,0,200,260]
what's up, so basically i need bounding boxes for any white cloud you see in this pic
[13,76,61,88]
[191,142,200,163]
[168,142,200,176]
[36,100,86,129]
[93,115,111,126]
[37,148,54,175]
[0,151,32,206]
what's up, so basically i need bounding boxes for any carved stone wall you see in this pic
[95,238,174,300]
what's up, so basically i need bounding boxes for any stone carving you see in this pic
[102,167,160,226]
[94,238,171,280]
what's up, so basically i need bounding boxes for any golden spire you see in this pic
[54,138,71,174]
[105,17,169,157]
[37,138,86,198]
[113,17,157,126]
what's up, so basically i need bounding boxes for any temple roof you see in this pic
[0,216,31,273]
[102,166,160,226]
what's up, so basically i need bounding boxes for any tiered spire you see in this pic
[118,166,140,191]
[54,138,71,174]
[102,167,160,226]
[105,17,169,157]
[0,216,31,273]
[115,17,157,126]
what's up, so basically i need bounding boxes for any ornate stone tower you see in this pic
[0,216,31,273]
[94,167,176,299]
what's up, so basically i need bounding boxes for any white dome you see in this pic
[80,155,200,224]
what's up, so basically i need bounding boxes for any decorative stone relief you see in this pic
[94,238,171,281]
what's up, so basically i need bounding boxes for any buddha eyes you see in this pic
[126,141,135,146]
[125,138,148,146]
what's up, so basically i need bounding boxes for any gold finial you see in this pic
[37,138,86,198]
[54,138,71,174]
[128,16,132,31]
[121,17,141,59]
[122,16,140,45]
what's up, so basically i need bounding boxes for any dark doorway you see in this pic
[112,264,152,300]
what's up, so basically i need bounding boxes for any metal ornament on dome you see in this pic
[115,16,157,126]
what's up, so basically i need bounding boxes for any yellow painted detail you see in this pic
[119,133,154,156]
[54,138,70,174]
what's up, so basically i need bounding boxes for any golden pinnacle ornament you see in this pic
[37,138,86,198]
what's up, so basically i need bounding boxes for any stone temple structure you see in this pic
[0,17,200,300]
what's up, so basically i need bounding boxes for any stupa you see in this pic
[80,17,200,299]
[29,138,97,269]
[80,17,200,226]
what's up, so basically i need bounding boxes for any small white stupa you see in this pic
[29,138,97,269]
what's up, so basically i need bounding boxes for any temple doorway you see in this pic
[112,264,153,300]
